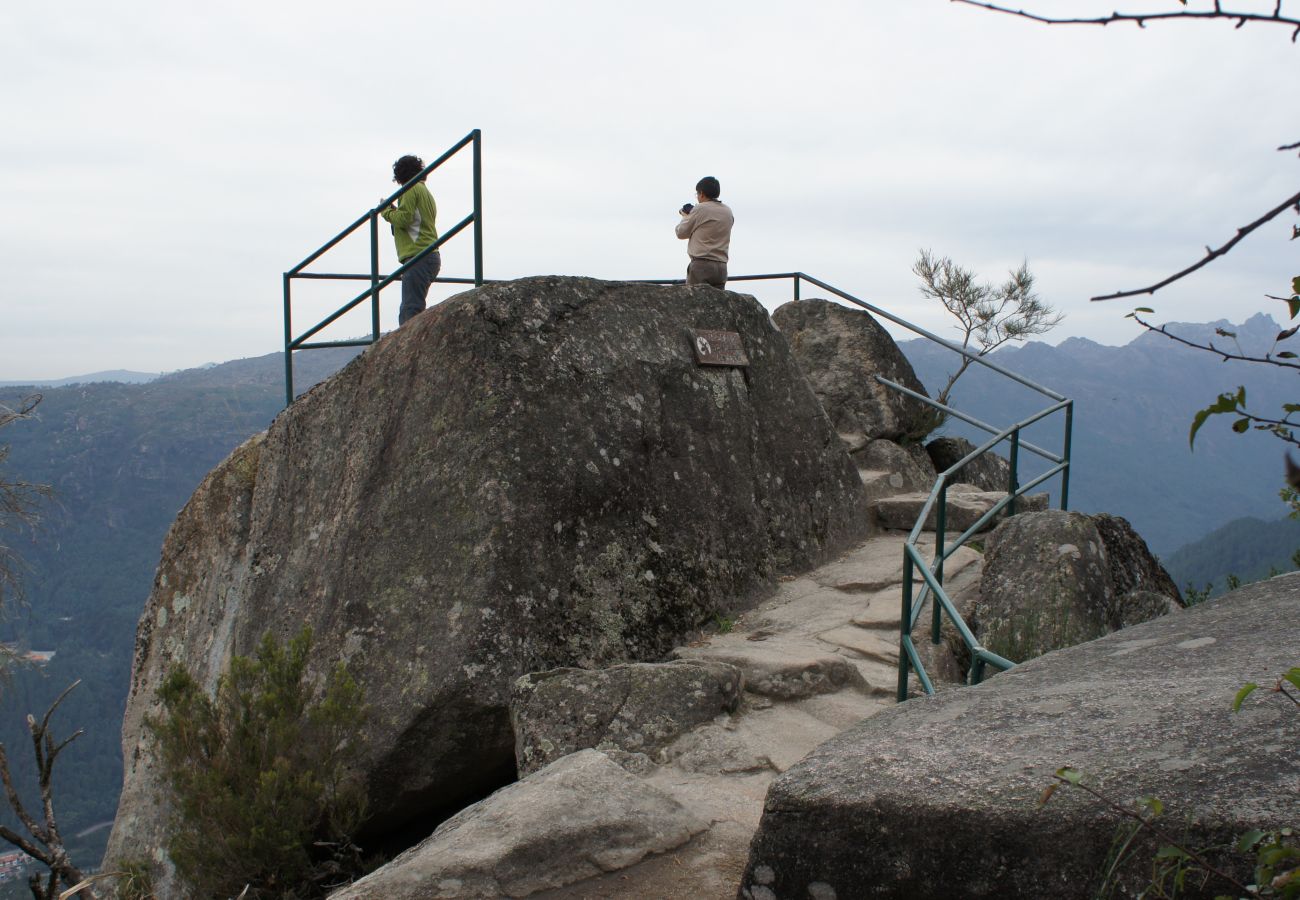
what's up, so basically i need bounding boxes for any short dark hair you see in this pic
[393,155,425,185]
[695,176,721,200]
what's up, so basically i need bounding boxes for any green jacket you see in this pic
[381,181,438,262]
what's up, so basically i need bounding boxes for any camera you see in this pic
[680,203,694,215]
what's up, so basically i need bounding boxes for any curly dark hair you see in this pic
[392,155,425,185]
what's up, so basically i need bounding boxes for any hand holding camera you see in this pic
[680,203,694,216]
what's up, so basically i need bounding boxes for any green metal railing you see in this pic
[281,186,1068,697]
[636,271,1072,701]
[282,129,484,406]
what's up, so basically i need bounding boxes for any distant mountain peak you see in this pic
[1128,312,1283,356]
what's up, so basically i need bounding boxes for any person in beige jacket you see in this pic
[675,176,734,289]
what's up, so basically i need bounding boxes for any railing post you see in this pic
[932,481,946,645]
[1060,401,1073,510]
[283,272,294,407]
[1007,427,1020,516]
[369,210,381,339]
[473,128,484,286]
[898,549,914,702]
[970,655,987,687]
[793,274,801,303]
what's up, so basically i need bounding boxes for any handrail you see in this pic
[630,271,1072,699]
[277,231,1069,696]
[282,129,484,406]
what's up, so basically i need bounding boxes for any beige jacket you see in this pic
[675,200,734,263]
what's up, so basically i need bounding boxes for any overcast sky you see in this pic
[2,1,1296,379]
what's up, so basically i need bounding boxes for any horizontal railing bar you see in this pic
[795,272,1067,403]
[288,129,479,277]
[290,213,474,348]
[291,272,487,283]
[875,377,1064,464]
[291,339,375,350]
[974,647,1015,671]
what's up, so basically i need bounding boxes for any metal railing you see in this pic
[282,129,484,406]
[634,271,1072,701]
[280,199,1069,697]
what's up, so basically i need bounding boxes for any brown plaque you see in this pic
[690,329,749,367]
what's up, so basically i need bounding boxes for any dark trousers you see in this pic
[398,250,442,325]
[687,258,727,289]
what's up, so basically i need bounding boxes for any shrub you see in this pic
[146,628,367,899]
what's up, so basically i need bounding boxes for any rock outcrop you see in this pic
[332,750,706,900]
[772,299,930,451]
[511,660,743,776]
[872,484,1048,533]
[106,278,871,884]
[739,574,1300,900]
[977,510,1181,662]
[924,435,1012,493]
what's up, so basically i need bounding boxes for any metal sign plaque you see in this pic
[690,329,750,367]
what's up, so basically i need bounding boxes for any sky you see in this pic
[2,0,1297,380]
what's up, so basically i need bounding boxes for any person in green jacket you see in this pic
[381,154,440,325]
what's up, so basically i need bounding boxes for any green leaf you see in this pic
[1289,293,1300,320]
[1056,766,1082,785]
[1278,351,1298,359]
[1140,796,1165,817]
[1232,418,1251,433]
[1237,829,1268,852]
[1232,683,1259,711]
[1190,388,1247,449]
[1155,844,1188,860]
[1284,668,1300,692]
[1134,307,1155,314]
[1292,275,1300,295]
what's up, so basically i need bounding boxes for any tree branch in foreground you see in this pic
[0,681,97,900]
[1092,189,1300,302]
[1128,312,1300,369]
[950,0,1300,41]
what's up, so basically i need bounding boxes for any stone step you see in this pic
[817,624,898,666]
[873,486,1049,533]
[673,645,868,700]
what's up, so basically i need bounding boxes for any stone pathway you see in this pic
[531,531,983,899]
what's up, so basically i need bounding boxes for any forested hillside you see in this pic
[0,348,356,852]
[1162,515,1300,598]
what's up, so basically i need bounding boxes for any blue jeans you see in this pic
[398,249,442,325]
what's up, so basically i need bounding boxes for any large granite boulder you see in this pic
[924,435,1012,493]
[772,299,931,450]
[511,659,743,775]
[106,277,870,886]
[977,510,1181,663]
[332,750,706,900]
[739,575,1300,899]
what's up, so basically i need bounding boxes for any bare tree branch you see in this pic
[0,682,97,900]
[1092,189,1300,301]
[1129,312,1300,369]
[951,0,1300,41]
